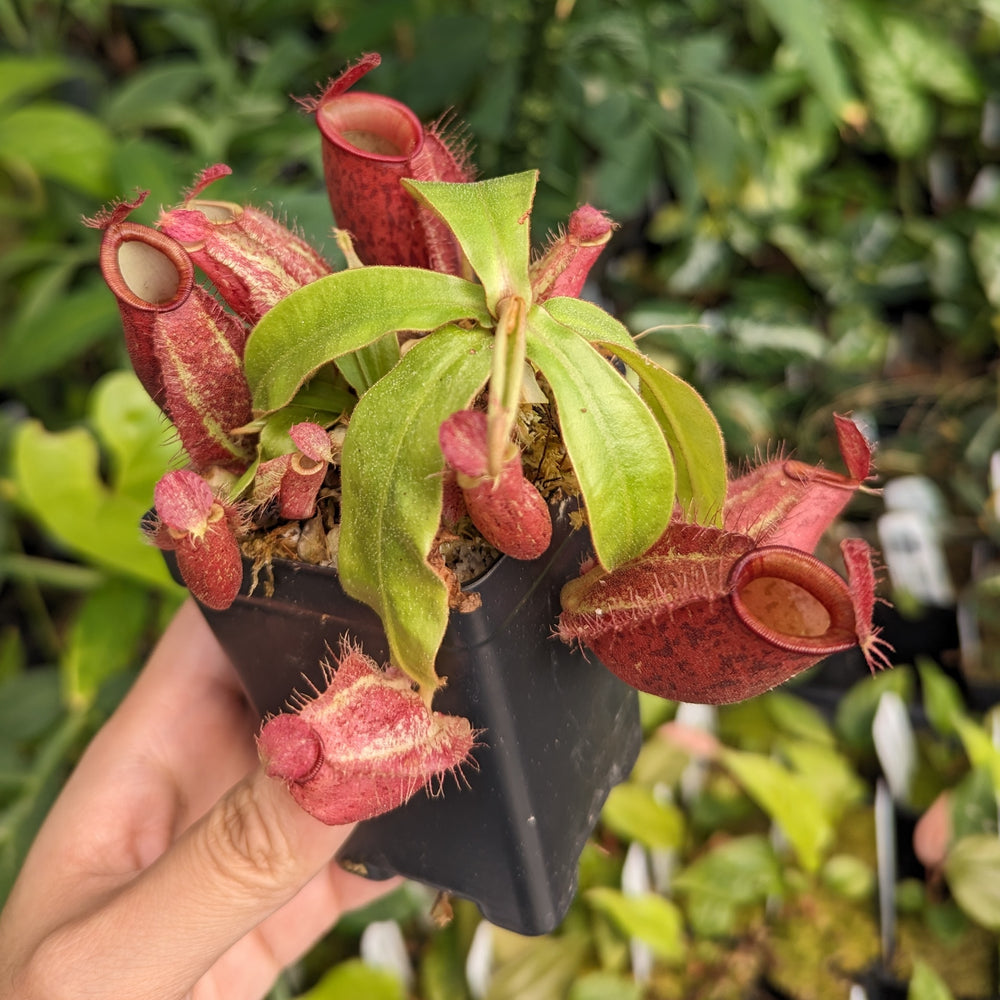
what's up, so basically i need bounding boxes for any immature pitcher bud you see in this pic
[149,470,244,610]
[530,205,616,302]
[439,409,552,561]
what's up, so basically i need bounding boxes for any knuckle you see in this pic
[200,779,300,896]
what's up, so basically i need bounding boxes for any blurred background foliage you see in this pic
[3,0,1000,996]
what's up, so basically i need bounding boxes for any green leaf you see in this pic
[542,296,636,352]
[601,783,685,850]
[568,972,643,1000]
[834,666,914,751]
[484,931,589,1000]
[404,171,536,313]
[335,332,401,396]
[89,371,177,505]
[0,668,63,742]
[721,748,832,872]
[61,580,150,709]
[293,958,405,1000]
[586,889,684,963]
[11,420,177,591]
[883,17,982,106]
[944,835,1000,932]
[0,103,114,196]
[673,834,783,909]
[525,305,674,569]
[916,658,966,736]
[970,224,1000,310]
[952,715,1000,793]
[338,326,493,690]
[0,278,119,387]
[908,960,955,1000]
[245,267,491,414]
[103,59,212,127]
[0,55,71,109]
[594,338,726,526]
[756,0,860,122]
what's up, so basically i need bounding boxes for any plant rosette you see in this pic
[88,54,888,932]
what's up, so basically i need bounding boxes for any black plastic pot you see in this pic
[165,508,640,935]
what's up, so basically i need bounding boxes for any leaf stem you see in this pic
[486,295,527,477]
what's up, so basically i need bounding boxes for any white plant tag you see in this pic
[877,508,955,606]
[873,690,917,806]
[882,475,949,529]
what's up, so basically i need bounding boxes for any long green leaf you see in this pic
[543,295,636,352]
[721,749,832,872]
[545,296,726,523]
[338,325,493,692]
[245,267,491,413]
[525,305,674,570]
[404,171,536,313]
[586,889,685,963]
[595,340,726,526]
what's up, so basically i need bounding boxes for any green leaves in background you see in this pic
[720,749,833,872]
[944,835,1000,933]
[672,834,784,938]
[586,888,685,962]
[293,958,405,1000]
[10,372,180,590]
[600,782,684,851]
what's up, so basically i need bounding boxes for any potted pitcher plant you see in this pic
[87,53,889,935]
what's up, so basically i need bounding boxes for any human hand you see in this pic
[0,600,396,1000]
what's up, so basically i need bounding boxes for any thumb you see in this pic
[37,767,358,1000]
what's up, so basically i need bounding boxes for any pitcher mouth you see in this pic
[100,222,193,312]
[317,91,423,162]
[729,545,859,656]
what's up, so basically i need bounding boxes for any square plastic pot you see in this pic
[165,507,640,935]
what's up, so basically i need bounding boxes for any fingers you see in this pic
[22,767,366,1000]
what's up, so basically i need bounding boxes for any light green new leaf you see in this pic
[404,171,536,313]
[294,958,405,1000]
[601,783,685,850]
[908,961,956,1000]
[11,421,177,590]
[944,835,1000,932]
[721,748,832,872]
[586,889,685,963]
[525,305,674,570]
[90,371,178,505]
[339,326,493,691]
[596,340,726,526]
[245,267,491,413]
[544,296,727,523]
